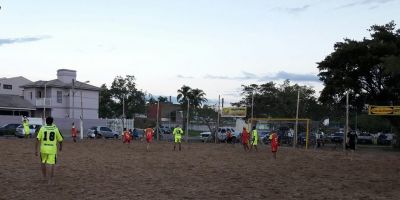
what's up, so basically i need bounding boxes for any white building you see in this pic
[21,69,100,119]
[0,76,32,96]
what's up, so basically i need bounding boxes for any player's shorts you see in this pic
[123,137,131,143]
[146,136,152,143]
[24,128,30,135]
[40,153,56,165]
[174,136,181,143]
[242,139,248,145]
[271,144,278,152]
[253,140,258,146]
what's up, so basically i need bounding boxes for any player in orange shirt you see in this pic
[241,127,250,152]
[122,128,132,147]
[269,131,279,160]
[71,122,77,143]
[145,127,154,151]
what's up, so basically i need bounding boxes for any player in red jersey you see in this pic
[145,127,154,151]
[269,131,279,159]
[241,127,250,152]
[71,122,77,143]
[122,128,132,146]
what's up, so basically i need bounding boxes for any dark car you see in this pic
[0,123,21,136]
[357,133,373,144]
[331,132,344,144]
[377,133,393,145]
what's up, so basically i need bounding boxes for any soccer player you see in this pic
[346,131,357,161]
[122,128,132,146]
[22,117,30,138]
[250,126,258,151]
[35,117,63,184]
[71,122,77,143]
[173,125,183,151]
[269,131,278,160]
[145,127,154,151]
[241,127,250,152]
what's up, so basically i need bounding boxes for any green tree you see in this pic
[110,75,145,118]
[317,21,400,144]
[99,84,115,118]
[157,96,169,102]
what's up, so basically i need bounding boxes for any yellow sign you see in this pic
[368,105,400,115]
[221,107,247,118]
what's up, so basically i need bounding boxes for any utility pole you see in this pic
[294,90,300,148]
[186,99,189,142]
[80,90,84,140]
[156,101,160,141]
[216,95,220,143]
[43,82,47,120]
[345,91,349,151]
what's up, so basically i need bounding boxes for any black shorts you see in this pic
[346,142,355,150]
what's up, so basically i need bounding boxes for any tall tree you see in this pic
[99,84,115,118]
[110,75,145,118]
[317,21,400,145]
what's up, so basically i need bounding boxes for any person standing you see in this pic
[250,126,259,151]
[35,117,63,184]
[269,131,279,160]
[145,127,154,151]
[241,127,250,152]
[173,125,183,151]
[22,117,30,138]
[346,131,357,161]
[71,122,77,143]
[122,128,132,147]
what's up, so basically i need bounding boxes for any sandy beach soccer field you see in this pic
[0,139,399,200]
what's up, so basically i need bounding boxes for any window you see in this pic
[57,91,62,103]
[3,84,12,90]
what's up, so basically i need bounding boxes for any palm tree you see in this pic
[190,88,207,108]
[177,85,192,106]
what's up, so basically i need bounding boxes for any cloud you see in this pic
[0,36,51,46]
[204,71,256,80]
[177,74,194,79]
[273,5,311,14]
[259,71,319,82]
[336,0,394,9]
[204,71,320,82]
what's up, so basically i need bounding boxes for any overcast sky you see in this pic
[1,0,399,104]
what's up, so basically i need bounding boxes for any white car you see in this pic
[86,126,119,139]
[216,127,239,142]
[15,124,42,138]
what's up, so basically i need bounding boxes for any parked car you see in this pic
[0,123,21,136]
[15,124,42,138]
[160,126,172,134]
[377,133,393,145]
[86,126,119,139]
[358,133,373,144]
[331,132,344,144]
[199,131,212,142]
[216,127,238,142]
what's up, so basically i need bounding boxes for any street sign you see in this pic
[368,105,400,115]
[221,107,247,118]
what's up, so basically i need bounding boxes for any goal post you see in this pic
[248,118,311,149]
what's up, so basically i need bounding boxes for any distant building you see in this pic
[21,69,100,119]
[0,76,32,96]
[147,102,182,123]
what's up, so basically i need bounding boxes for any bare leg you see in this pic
[41,163,47,179]
[254,145,258,152]
[273,152,276,160]
[48,165,54,185]
[173,143,176,151]
[179,143,181,151]
[147,142,150,151]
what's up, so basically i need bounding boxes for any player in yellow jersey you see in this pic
[35,117,63,184]
[173,125,183,151]
[22,117,30,138]
[250,126,259,152]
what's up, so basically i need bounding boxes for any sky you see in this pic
[1,0,399,104]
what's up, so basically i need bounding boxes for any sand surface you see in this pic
[0,139,399,200]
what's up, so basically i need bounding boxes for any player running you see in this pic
[173,125,183,151]
[35,117,63,184]
[145,127,154,151]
